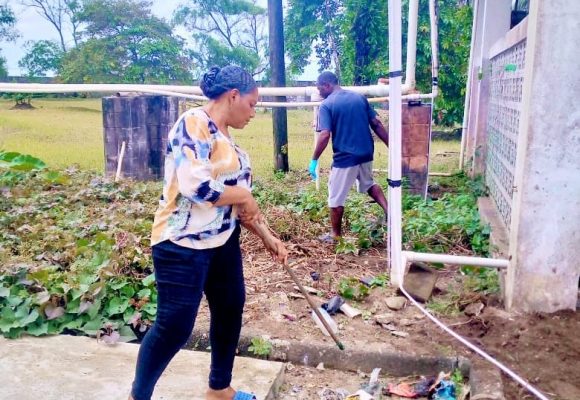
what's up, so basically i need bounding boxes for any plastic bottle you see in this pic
[311,307,338,336]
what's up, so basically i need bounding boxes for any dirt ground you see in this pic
[192,235,579,400]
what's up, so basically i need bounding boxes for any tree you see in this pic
[19,40,64,77]
[174,0,268,76]
[285,0,473,126]
[431,1,472,125]
[0,2,19,43]
[284,0,341,77]
[59,0,193,84]
[340,0,388,85]
[20,0,83,51]
[1,2,18,80]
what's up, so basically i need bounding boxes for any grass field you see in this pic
[0,98,460,178]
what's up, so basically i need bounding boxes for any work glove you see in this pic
[309,159,318,180]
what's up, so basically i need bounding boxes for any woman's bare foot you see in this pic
[206,386,236,400]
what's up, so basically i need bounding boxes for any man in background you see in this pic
[309,71,389,242]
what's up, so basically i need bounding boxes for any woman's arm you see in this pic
[214,186,260,223]
[171,116,261,222]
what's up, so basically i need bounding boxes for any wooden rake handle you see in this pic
[250,221,345,351]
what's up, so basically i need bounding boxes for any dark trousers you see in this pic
[131,226,245,400]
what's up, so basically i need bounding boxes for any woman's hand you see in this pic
[243,220,288,265]
[265,236,288,265]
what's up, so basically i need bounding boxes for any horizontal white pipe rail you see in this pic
[257,92,437,108]
[0,83,432,109]
[0,82,413,98]
[402,251,509,269]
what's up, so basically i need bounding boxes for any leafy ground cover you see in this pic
[2,151,579,400]
[0,149,489,341]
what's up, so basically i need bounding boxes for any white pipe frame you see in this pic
[0,81,415,106]
[459,0,479,169]
[403,251,508,269]
[405,0,420,88]
[387,0,404,287]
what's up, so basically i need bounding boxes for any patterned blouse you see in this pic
[151,108,252,250]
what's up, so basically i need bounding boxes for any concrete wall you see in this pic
[506,0,580,312]
[102,95,179,181]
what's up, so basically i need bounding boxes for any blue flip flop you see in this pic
[233,391,257,400]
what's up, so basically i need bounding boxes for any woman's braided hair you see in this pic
[200,66,257,100]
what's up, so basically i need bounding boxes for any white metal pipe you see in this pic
[387,0,404,288]
[0,83,433,109]
[257,92,437,108]
[0,83,204,95]
[424,0,440,196]
[399,254,549,400]
[0,82,413,98]
[405,0,419,88]
[429,0,440,88]
[459,0,479,170]
[402,251,509,269]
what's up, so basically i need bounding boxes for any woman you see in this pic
[130,66,287,400]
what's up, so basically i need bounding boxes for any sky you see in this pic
[2,0,318,79]
[3,0,185,76]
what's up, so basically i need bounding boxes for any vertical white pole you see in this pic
[388,0,404,287]
[459,0,479,170]
[425,0,440,198]
[405,0,419,89]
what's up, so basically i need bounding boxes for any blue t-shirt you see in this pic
[317,89,377,168]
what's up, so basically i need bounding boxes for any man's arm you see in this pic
[370,117,389,147]
[312,129,331,160]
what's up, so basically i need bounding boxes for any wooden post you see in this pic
[268,0,289,172]
[115,141,126,182]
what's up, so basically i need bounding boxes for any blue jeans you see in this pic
[131,226,245,400]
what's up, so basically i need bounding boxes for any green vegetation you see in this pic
[174,0,268,76]
[0,148,493,340]
[0,152,159,340]
[8,0,472,123]
[451,368,467,398]
[0,99,104,171]
[248,337,273,358]
[338,278,370,301]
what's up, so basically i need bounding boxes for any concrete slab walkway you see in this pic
[0,335,285,400]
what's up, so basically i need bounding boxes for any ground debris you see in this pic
[385,296,407,310]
